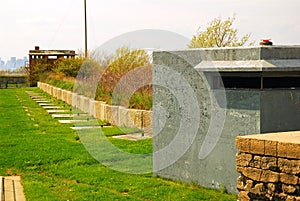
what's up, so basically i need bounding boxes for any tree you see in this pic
[189,16,254,48]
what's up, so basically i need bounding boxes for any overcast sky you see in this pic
[0,0,300,60]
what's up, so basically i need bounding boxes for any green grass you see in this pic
[0,88,237,200]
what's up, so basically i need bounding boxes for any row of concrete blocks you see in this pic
[37,82,152,135]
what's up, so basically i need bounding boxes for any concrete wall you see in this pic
[236,131,300,200]
[152,47,300,194]
[37,82,152,134]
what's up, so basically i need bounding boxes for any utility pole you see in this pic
[84,0,88,58]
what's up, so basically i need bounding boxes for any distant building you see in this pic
[0,57,28,71]
[28,46,76,86]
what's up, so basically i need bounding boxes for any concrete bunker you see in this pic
[152,46,300,193]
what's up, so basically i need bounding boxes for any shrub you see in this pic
[54,58,85,77]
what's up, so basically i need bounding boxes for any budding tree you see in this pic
[189,16,254,48]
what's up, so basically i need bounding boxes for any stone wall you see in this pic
[37,82,152,134]
[236,131,300,200]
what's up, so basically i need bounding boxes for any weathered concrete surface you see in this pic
[261,90,300,133]
[152,46,300,194]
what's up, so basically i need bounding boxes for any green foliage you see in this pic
[189,16,254,48]
[0,88,237,200]
[40,47,153,110]
[54,58,85,77]
[26,59,53,86]
[220,184,228,194]
[96,47,152,110]
[108,47,151,73]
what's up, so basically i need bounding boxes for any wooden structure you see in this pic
[28,46,76,86]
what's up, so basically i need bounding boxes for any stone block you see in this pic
[251,183,265,194]
[57,88,62,100]
[72,93,79,108]
[100,103,108,120]
[106,105,119,125]
[237,167,262,181]
[264,140,278,156]
[280,173,299,185]
[286,196,296,201]
[278,158,300,175]
[282,184,297,194]
[238,191,251,201]
[89,99,96,117]
[128,109,143,129]
[81,96,90,113]
[243,179,254,191]
[50,85,54,96]
[52,87,57,98]
[249,139,265,155]
[278,142,300,159]
[249,155,261,169]
[237,176,244,190]
[236,137,250,153]
[267,183,276,192]
[260,170,279,183]
[66,91,73,105]
[236,153,253,167]
[94,101,103,120]
[142,110,152,135]
[261,156,277,170]
[119,107,129,126]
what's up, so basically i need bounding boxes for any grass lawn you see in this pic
[0,88,237,201]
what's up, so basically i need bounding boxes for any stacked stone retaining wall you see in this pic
[37,82,152,134]
[236,131,300,201]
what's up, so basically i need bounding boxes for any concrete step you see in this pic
[0,176,26,201]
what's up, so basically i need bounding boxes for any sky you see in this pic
[0,0,300,61]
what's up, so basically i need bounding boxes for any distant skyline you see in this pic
[1,0,300,60]
[0,57,28,71]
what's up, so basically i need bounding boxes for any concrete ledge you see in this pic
[0,176,26,201]
[236,131,300,159]
[38,82,153,135]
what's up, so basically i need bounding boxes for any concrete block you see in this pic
[100,103,108,120]
[142,110,152,134]
[66,91,73,105]
[106,105,119,125]
[57,88,62,100]
[128,109,143,128]
[89,99,96,117]
[72,93,79,108]
[61,90,68,102]
[81,96,90,113]
[94,101,103,120]
[119,106,129,126]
